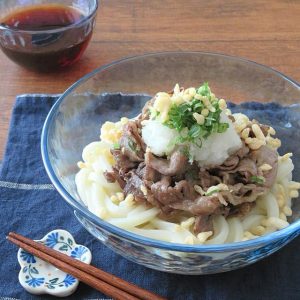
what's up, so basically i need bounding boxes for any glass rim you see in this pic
[41,51,300,253]
[0,0,99,34]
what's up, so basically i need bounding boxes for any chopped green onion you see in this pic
[250,176,265,184]
[197,82,211,96]
[205,188,220,196]
[128,139,137,152]
[218,122,229,133]
[180,146,190,158]
[155,83,229,148]
[189,124,202,139]
[193,101,204,110]
[113,142,120,150]
[149,107,159,119]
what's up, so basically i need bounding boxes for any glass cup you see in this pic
[0,0,98,72]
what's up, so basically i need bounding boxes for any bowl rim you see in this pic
[41,51,300,253]
[0,0,99,34]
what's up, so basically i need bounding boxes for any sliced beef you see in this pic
[219,155,240,171]
[103,98,279,238]
[135,162,161,182]
[150,176,178,205]
[175,180,198,200]
[220,158,258,182]
[215,143,250,172]
[233,158,257,180]
[220,183,266,205]
[220,172,236,185]
[213,144,279,186]
[137,97,155,124]
[236,143,250,158]
[107,141,276,232]
[250,145,278,188]
[104,169,126,189]
[198,169,221,189]
[229,202,256,217]
[119,121,146,162]
[151,178,198,207]
[111,149,137,175]
[123,170,147,203]
[104,170,116,183]
[194,215,213,234]
[170,196,222,215]
[145,150,188,176]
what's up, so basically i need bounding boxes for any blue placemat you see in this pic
[0,95,300,300]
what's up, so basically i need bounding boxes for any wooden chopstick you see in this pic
[8,235,137,300]
[8,232,166,300]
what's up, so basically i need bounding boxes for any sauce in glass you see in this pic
[0,4,93,71]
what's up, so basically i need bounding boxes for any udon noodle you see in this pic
[76,84,300,244]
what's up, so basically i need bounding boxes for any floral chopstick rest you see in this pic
[17,229,92,297]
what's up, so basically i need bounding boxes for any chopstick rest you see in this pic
[16,229,91,297]
[8,232,166,300]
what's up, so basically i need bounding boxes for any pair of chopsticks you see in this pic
[7,232,166,300]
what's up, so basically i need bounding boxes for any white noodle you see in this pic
[75,119,299,244]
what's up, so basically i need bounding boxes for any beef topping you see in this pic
[104,115,278,237]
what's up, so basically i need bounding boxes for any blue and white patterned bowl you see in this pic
[41,52,300,274]
[17,229,92,297]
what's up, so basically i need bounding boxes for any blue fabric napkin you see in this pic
[0,95,300,300]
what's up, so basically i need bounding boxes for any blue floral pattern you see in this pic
[25,277,45,287]
[23,264,45,288]
[20,250,36,264]
[44,274,77,289]
[17,229,91,296]
[71,245,88,261]
[44,232,59,248]
[63,274,77,287]
[44,231,74,251]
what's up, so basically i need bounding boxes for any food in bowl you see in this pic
[75,83,300,245]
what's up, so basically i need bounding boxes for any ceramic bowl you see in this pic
[41,52,300,274]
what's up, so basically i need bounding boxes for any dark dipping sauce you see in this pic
[0,4,93,71]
